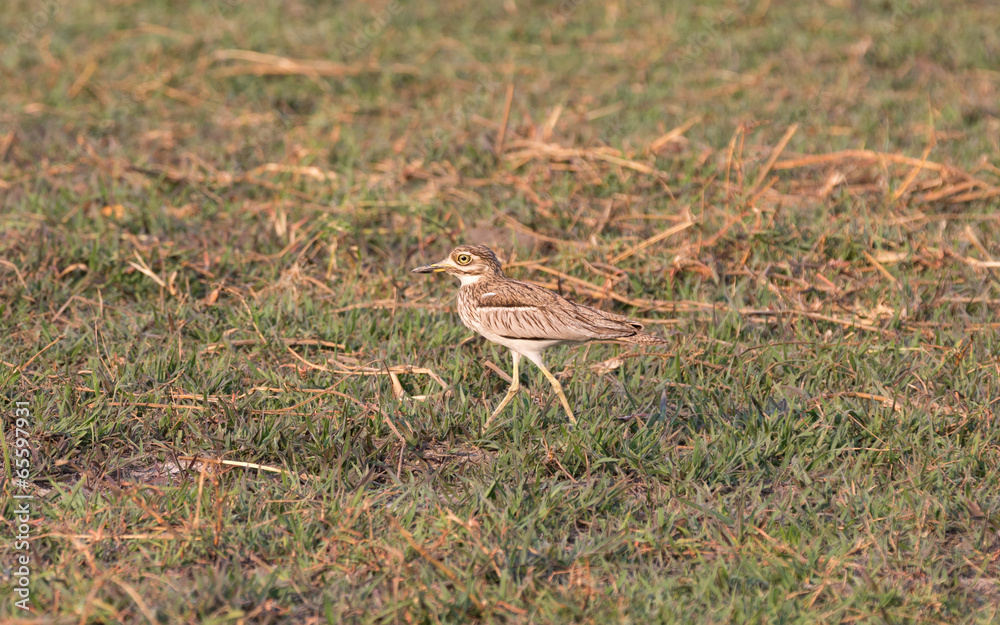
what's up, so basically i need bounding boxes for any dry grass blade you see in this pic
[0,129,15,161]
[330,361,450,390]
[127,252,179,297]
[773,149,945,171]
[177,456,315,480]
[245,163,338,182]
[0,258,29,289]
[749,123,798,194]
[504,140,667,178]
[495,83,515,156]
[67,59,99,99]
[201,337,348,354]
[19,334,66,371]
[110,576,159,625]
[741,309,885,333]
[608,219,696,265]
[647,116,702,155]
[892,141,935,201]
[484,360,514,383]
[390,517,486,610]
[499,214,588,248]
[591,152,661,176]
[127,253,167,289]
[863,251,900,288]
[204,49,420,78]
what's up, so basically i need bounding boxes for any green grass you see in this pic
[2,0,1000,622]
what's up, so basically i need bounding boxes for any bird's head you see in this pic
[412,245,504,285]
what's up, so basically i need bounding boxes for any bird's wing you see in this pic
[474,280,642,342]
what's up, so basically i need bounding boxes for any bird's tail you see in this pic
[622,330,669,345]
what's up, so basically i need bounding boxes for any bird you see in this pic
[412,244,667,425]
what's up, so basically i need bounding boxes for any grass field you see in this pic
[2,0,1000,622]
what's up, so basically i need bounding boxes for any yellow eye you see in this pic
[456,253,472,265]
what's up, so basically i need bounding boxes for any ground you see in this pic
[1,0,999,623]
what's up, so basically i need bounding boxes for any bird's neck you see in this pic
[456,271,502,287]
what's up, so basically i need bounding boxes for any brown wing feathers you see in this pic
[471,279,665,344]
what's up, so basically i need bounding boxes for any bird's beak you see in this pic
[412,260,450,274]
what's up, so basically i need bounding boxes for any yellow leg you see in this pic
[532,359,577,425]
[485,351,521,427]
